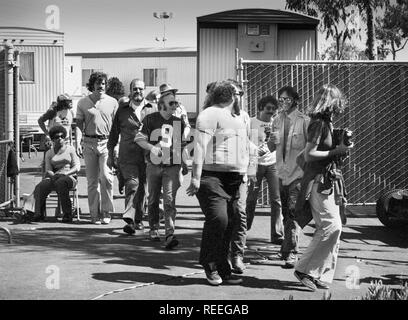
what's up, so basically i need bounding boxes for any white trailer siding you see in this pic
[278,29,316,60]
[198,28,237,109]
[0,27,64,129]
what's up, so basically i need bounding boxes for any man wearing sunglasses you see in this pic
[108,79,157,234]
[135,86,186,249]
[270,86,310,268]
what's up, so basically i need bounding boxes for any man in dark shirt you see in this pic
[107,79,157,234]
[135,88,186,249]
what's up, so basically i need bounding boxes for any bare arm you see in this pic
[305,141,353,162]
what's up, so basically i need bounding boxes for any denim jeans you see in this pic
[34,175,77,217]
[280,178,302,255]
[196,170,243,277]
[120,161,146,224]
[82,138,114,219]
[146,163,181,238]
[246,164,284,241]
[230,181,248,258]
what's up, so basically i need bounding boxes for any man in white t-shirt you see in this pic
[246,95,284,244]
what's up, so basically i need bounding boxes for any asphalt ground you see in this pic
[1,152,408,304]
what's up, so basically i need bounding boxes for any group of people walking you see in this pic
[32,71,353,291]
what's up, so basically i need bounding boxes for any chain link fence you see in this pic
[242,61,408,205]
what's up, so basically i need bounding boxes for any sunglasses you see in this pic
[169,101,179,107]
[278,97,292,103]
[52,134,65,140]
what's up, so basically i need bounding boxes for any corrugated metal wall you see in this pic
[0,49,7,204]
[81,56,197,112]
[198,28,238,108]
[278,29,316,60]
[16,45,64,122]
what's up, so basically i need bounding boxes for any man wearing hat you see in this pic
[135,85,187,249]
[159,84,191,176]
[108,79,157,234]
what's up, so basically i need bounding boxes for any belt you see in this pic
[84,134,108,140]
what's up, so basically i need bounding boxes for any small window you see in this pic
[247,24,259,36]
[143,68,167,86]
[260,24,270,36]
[82,69,103,87]
[19,52,34,82]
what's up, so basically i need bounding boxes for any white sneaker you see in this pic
[102,217,111,225]
[91,218,102,225]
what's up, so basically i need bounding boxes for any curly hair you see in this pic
[278,86,300,107]
[257,95,278,111]
[49,125,67,140]
[306,84,347,117]
[86,71,108,92]
[212,81,235,105]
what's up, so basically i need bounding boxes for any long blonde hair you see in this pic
[307,84,347,116]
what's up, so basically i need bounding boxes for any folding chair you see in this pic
[48,186,81,221]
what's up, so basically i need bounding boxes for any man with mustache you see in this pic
[108,79,157,234]
[135,86,186,249]
[75,72,118,225]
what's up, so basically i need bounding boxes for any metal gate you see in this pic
[240,60,408,205]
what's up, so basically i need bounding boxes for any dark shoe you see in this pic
[149,229,160,241]
[294,270,317,292]
[123,224,136,235]
[222,274,243,285]
[165,234,179,249]
[282,253,297,269]
[271,237,284,245]
[61,215,73,223]
[134,220,144,230]
[32,214,45,222]
[314,278,330,289]
[231,256,246,274]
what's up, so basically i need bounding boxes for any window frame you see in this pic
[19,51,35,83]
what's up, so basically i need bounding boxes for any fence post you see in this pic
[13,50,20,207]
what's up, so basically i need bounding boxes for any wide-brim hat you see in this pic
[159,83,178,97]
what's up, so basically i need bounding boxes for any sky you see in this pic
[1,0,408,60]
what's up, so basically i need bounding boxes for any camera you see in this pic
[333,128,353,147]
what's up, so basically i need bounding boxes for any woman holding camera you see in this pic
[293,84,354,291]
[33,125,81,223]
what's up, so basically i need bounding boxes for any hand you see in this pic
[76,144,83,158]
[151,145,163,157]
[107,155,115,169]
[335,142,354,155]
[258,143,269,156]
[270,131,280,144]
[248,174,257,184]
[186,177,200,196]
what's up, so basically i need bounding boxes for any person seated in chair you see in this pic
[33,125,81,223]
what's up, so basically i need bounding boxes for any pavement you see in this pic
[1,152,408,301]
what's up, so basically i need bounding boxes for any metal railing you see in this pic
[240,60,408,205]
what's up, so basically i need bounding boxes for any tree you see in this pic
[376,0,408,60]
[286,0,358,60]
[106,77,125,101]
[286,0,389,60]
[319,41,367,60]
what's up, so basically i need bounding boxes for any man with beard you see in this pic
[75,72,118,224]
[108,79,157,234]
[135,87,186,249]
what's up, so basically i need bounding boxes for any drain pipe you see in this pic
[6,44,15,141]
